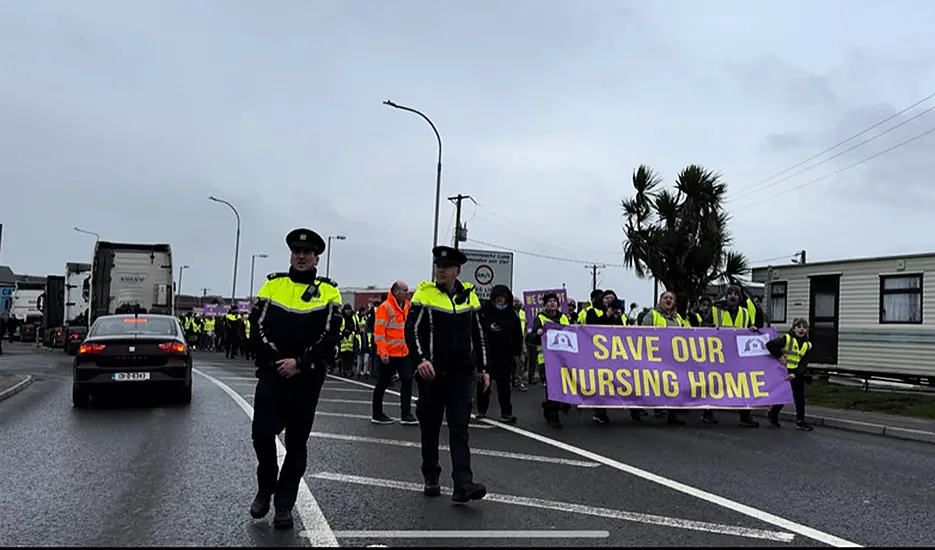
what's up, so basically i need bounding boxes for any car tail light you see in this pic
[159,342,187,353]
[78,343,105,355]
[57,331,63,337]
[71,333,81,340]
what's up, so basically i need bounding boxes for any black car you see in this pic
[72,314,193,407]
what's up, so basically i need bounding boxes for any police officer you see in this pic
[405,246,489,503]
[248,228,343,529]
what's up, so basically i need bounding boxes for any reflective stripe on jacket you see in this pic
[375,294,409,358]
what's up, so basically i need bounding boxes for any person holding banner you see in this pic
[526,292,570,429]
[701,285,760,428]
[766,318,814,431]
[585,295,622,425]
[639,291,687,426]
[578,289,604,324]
[405,246,489,503]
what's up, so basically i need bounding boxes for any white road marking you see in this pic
[328,375,861,548]
[215,376,257,382]
[193,368,338,547]
[310,472,795,543]
[329,530,610,539]
[321,398,389,406]
[308,431,599,468]
[312,411,494,429]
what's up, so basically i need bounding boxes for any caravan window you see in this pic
[879,275,923,324]
[769,282,787,324]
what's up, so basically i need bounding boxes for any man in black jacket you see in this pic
[476,284,522,423]
[247,228,343,529]
[405,246,489,503]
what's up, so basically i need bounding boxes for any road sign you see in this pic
[461,248,514,301]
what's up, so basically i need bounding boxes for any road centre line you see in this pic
[193,368,338,547]
[307,431,599,468]
[327,374,862,548]
[310,472,795,543]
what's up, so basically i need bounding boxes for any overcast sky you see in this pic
[2,0,934,305]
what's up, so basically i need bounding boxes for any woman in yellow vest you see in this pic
[525,292,570,429]
[701,285,760,428]
[639,291,687,426]
[765,318,814,431]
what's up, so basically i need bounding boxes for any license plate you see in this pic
[112,372,151,382]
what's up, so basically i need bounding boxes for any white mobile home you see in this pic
[751,252,935,385]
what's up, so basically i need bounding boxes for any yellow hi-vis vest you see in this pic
[650,309,686,327]
[577,306,603,324]
[243,318,250,337]
[519,309,526,333]
[205,318,215,332]
[710,306,751,328]
[536,313,570,365]
[782,334,811,369]
[340,332,354,352]
[192,319,202,333]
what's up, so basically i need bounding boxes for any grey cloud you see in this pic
[725,56,840,111]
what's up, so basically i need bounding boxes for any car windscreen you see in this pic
[90,317,179,337]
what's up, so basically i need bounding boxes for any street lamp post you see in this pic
[249,253,268,302]
[176,264,190,315]
[208,196,241,304]
[383,100,443,270]
[325,235,346,279]
[74,227,101,330]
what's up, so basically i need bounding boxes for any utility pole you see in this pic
[447,194,472,250]
[585,264,606,292]
[795,250,807,264]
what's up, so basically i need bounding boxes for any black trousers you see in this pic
[225,337,239,358]
[476,357,512,416]
[416,371,474,487]
[770,376,806,422]
[251,367,326,510]
[373,356,413,417]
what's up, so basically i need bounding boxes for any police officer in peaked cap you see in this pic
[247,227,342,529]
[405,245,490,503]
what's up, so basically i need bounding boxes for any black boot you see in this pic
[249,492,271,519]
[452,481,487,503]
[273,507,294,529]
[424,478,441,497]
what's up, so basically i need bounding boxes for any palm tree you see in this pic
[622,164,749,312]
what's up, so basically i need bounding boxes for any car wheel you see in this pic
[176,382,192,405]
[72,387,91,408]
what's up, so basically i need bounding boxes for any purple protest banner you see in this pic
[202,304,218,317]
[522,288,568,332]
[543,324,793,408]
[193,306,204,316]
[236,300,252,312]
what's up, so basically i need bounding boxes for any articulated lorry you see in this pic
[90,242,174,323]
[9,281,44,342]
[62,262,92,354]
[37,275,65,347]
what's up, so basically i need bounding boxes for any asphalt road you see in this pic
[0,343,932,547]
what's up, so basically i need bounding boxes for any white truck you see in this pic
[10,281,44,342]
[90,242,174,322]
[62,262,92,354]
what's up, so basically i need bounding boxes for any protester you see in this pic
[766,318,814,431]
[639,291,687,426]
[476,284,522,424]
[587,296,626,425]
[372,281,415,425]
[526,293,570,429]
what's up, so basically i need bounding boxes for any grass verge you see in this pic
[807,380,935,421]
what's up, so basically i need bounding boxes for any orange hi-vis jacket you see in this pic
[374,294,409,358]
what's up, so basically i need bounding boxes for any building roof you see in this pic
[0,266,14,285]
[751,251,935,272]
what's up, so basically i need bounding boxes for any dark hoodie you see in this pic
[481,285,524,365]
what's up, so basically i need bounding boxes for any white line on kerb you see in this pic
[330,530,610,539]
[307,431,599,468]
[310,472,794,543]
[193,368,338,547]
[327,374,861,548]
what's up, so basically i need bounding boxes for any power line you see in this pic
[730,102,935,202]
[466,238,625,267]
[735,90,935,197]
[732,124,935,210]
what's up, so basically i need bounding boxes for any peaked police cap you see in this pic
[432,245,467,267]
[286,228,326,254]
